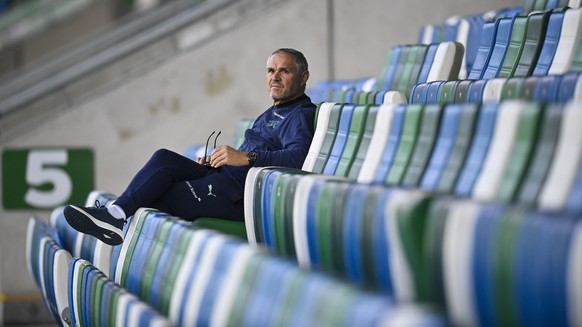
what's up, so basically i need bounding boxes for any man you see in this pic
[64,48,316,246]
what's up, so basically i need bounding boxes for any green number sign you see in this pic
[2,148,94,209]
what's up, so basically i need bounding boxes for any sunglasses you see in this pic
[203,130,221,166]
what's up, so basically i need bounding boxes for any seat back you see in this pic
[334,105,370,177]
[538,101,582,210]
[372,104,407,183]
[454,103,499,197]
[402,104,444,187]
[310,104,343,174]
[376,46,403,91]
[482,17,516,79]
[426,41,464,82]
[549,7,582,74]
[348,105,379,179]
[420,104,464,191]
[386,104,424,185]
[469,19,500,79]
[302,102,335,172]
[472,101,525,202]
[513,11,551,77]
[437,103,479,193]
[533,9,566,76]
[322,104,356,175]
[357,104,397,183]
[495,102,543,202]
[497,15,529,78]
[517,103,564,206]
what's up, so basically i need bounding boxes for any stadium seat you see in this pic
[516,103,564,206]
[532,8,566,76]
[334,105,370,177]
[372,104,407,183]
[495,102,543,202]
[420,104,464,191]
[549,7,582,74]
[454,103,499,197]
[402,104,443,187]
[386,104,424,185]
[497,15,529,78]
[347,105,378,179]
[308,103,343,173]
[482,16,516,79]
[322,104,356,175]
[436,103,479,193]
[513,11,551,77]
[469,20,498,80]
[472,101,525,202]
[538,100,582,211]
[357,104,397,183]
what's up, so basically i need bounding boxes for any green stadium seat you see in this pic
[513,11,551,77]
[335,105,370,177]
[517,103,564,206]
[386,104,424,185]
[500,77,525,100]
[438,80,460,105]
[322,104,356,175]
[402,104,443,187]
[497,15,529,78]
[347,105,378,179]
[495,102,543,203]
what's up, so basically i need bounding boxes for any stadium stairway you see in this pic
[25,2,582,327]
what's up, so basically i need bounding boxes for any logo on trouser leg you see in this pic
[207,184,217,197]
[186,181,201,202]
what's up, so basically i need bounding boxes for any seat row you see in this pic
[26,192,447,326]
[244,175,582,327]
[300,100,582,213]
[410,72,582,104]
[309,6,582,106]
[308,41,464,104]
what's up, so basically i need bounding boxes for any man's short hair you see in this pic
[271,48,309,75]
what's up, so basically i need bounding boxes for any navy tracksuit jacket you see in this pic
[114,94,316,221]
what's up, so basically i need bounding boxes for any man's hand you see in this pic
[208,145,249,168]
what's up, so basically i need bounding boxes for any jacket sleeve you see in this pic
[254,109,315,169]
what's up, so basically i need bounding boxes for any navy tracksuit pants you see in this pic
[114,148,245,221]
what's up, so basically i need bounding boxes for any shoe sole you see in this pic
[64,205,124,246]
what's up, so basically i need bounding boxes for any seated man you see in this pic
[64,48,316,245]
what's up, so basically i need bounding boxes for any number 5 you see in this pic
[24,150,72,208]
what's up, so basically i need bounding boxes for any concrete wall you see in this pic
[0,0,521,322]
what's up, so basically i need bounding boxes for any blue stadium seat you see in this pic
[482,17,516,79]
[454,103,499,197]
[420,104,463,191]
[322,104,356,175]
[532,9,566,76]
[468,19,500,79]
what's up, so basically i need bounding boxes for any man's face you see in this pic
[266,52,309,105]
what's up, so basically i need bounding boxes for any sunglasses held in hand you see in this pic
[203,131,221,166]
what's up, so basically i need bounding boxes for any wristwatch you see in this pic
[246,151,257,166]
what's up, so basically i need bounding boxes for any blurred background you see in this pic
[0,0,520,324]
